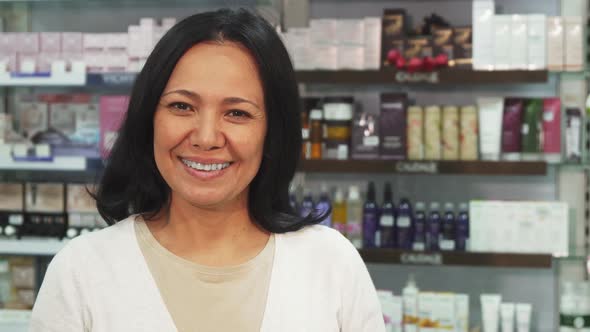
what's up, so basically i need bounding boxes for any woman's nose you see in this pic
[189,112,225,151]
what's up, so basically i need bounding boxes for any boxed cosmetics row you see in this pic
[0,257,35,310]
[290,182,470,252]
[280,17,382,70]
[560,281,590,332]
[0,182,106,240]
[0,17,175,73]
[473,1,582,71]
[301,94,566,162]
[379,276,533,332]
[0,94,129,160]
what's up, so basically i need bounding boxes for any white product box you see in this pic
[564,16,583,71]
[418,292,436,332]
[469,200,569,255]
[104,51,128,72]
[153,26,166,48]
[547,17,564,71]
[83,52,104,73]
[313,45,338,70]
[16,33,40,54]
[37,53,62,72]
[162,17,177,30]
[455,294,470,332]
[493,15,511,70]
[378,291,403,332]
[61,32,83,53]
[364,17,382,70]
[83,33,106,51]
[310,19,337,45]
[510,15,528,69]
[140,18,156,56]
[335,19,365,45]
[105,33,128,50]
[527,15,547,70]
[472,0,495,70]
[432,293,456,332]
[18,54,37,73]
[337,45,364,70]
[0,52,18,72]
[40,32,61,53]
[128,25,143,58]
[283,28,312,70]
[0,33,16,53]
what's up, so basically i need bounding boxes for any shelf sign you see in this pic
[395,71,440,83]
[88,73,136,86]
[400,252,443,265]
[395,161,439,173]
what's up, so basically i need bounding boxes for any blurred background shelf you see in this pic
[360,249,554,268]
[0,158,103,183]
[0,239,66,256]
[298,160,548,175]
[295,69,549,85]
[0,310,30,332]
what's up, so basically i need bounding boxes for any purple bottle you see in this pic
[379,182,396,248]
[440,202,456,251]
[455,203,469,251]
[362,182,379,248]
[300,189,314,218]
[426,202,441,251]
[396,197,413,250]
[316,184,333,227]
[412,202,427,251]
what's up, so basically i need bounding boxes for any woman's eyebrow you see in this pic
[162,89,261,110]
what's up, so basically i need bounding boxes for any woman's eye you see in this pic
[227,110,251,118]
[168,102,192,111]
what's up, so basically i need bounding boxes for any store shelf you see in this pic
[360,249,553,268]
[86,72,138,88]
[0,239,67,256]
[298,160,548,175]
[295,68,549,85]
[0,158,102,183]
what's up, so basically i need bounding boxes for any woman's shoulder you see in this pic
[276,225,361,266]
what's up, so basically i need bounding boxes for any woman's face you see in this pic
[153,41,267,210]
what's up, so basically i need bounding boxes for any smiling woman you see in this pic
[29,8,385,332]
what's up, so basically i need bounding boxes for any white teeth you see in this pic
[181,159,230,172]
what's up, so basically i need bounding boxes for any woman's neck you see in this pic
[147,194,270,267]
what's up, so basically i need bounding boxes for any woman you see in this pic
[30,9,385,332]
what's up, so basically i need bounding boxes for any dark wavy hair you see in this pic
[93,9,326,233]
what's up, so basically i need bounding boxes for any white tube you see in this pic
[515,303,532,332]
[500,303,515,332]
[481,294,502,332]
[476,97,504,161]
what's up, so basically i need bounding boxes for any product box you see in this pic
[432,27,454,58]
[127,25,143,58]
[379,93,407,159]
[364,17,382,70]
[335,19,365,45]
[542,98,561,163]
[565,108,581,162]
[378,291,403,332]
[492,15,511,70]
[455,294,470,332]
[40,33,61,53]
[313,45,338,70]
[283,28,312,70]
[337,45,364,70]
[501,98,524,160]
[509,15,528,70]
[99,95,129,157]
[477,97,503,161]
[521,99,543,160]
[351,111,380,159]
[67,184,100,238]
[432,293,456,332]
[407,106,424,160]
[7,257,36,310]
[105,33,128,50]
[18,53,37,73]
[424,105,442,160]
[527,15,547,70]
[564,16,583,71]
[83,33,106,51]
[547,17,564,71]
[442,106,459,160]
[310,19,337,46]
[61,32,83,53]
[418,292,436,332]
[472,1,495,70]
[37,53,62,73]
[0,183,24,238]
[452,27,472,67]
[24,183,66,238]
[14,33,39,54]
[459,106,479,160]
[469,200,569,255]
[16,98,48,140]
[381,8,407,67]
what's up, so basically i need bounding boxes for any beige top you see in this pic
[135,220,275,332]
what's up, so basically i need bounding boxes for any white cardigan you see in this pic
[30,216,386,332]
